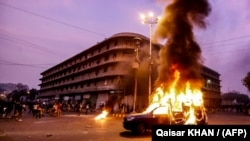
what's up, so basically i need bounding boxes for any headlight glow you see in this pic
[126,116,135,121]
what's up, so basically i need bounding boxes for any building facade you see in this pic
[38,32,221,112]
[201,66,222,109]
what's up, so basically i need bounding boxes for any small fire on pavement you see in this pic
[94,110,108,120]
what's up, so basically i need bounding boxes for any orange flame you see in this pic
[94,110,108,120]
[146,69,204,125]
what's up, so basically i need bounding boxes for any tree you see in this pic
[28,88,39,101]
[0,87,6,93]
[16,83,29,90]
[222,91,250,104]
[242,72,250,92]
[9,90,22,101]
[8,89,30,102]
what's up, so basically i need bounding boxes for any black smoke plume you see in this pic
[153,0,211,92]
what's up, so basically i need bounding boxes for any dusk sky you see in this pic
[0,0,249,96]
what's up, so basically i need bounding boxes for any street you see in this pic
[0,111,250,141]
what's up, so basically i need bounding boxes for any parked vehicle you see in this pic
[123,104,208,135]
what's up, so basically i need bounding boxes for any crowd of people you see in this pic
[0,101,25,121]
[0,100,94,121]
[2,100,249,121]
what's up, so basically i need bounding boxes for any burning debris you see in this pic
[94,93,121,120]
[148,0,212,124]
[94,110,108,120]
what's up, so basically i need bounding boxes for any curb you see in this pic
[112,113,126,118]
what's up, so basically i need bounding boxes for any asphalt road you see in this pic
[0,111,250,141]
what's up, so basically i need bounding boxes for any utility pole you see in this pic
[140,12,159,104]
[132,37,142,113]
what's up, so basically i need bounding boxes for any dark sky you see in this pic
[0,0,249,96]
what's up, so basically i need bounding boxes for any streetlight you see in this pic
[140,12,159,104]
[132,37,142,113]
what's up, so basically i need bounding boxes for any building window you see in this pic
[103,67,108,72]
[113,53,116,60]
[95,69,99,76]
[96,59,100,64]
[87,82,91,87]
[106,44,110,50]
[125,40,128,46]
[104,55,109,61]
[114,41,118,46]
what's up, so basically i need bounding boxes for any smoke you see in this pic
[153,0,212,92]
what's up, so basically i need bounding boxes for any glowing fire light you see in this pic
[145,69,205,125]
[94,110,108,120]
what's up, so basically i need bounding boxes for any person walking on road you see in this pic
[57,102,62,117]
[14,101,23,121]
[85,104,90,115]
[76,102,82,116]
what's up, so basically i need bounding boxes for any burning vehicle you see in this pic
[123,77,208,135]
[123,106,208,135]
[124,0,211,135]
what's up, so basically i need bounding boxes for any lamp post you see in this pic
[132,37,142,113]
[140,12,159,104]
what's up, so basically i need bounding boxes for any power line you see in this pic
[202,40,250,49]
[200,35,250,45]
[0,2,107,37]
[0,61,48,69]
[203,48,250,55]
[202,41,250,53]
[0,59,56,68]
[1,2,249,58]
[0,31,65,59]
[0,59,54,66]
[1,2,250,48]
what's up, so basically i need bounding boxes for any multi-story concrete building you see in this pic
[38,32,221,112]
[201,66,222,109]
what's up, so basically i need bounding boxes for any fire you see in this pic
[146,69,205,125]
[94,110,108,120]
[149,0,211,125]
